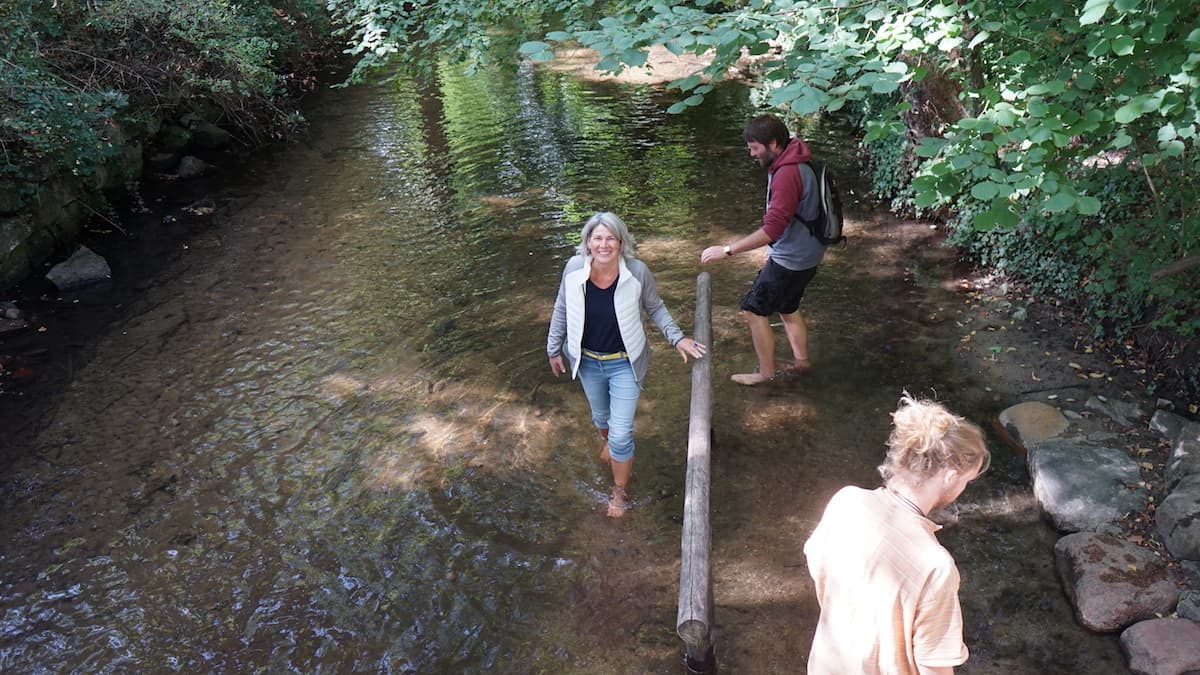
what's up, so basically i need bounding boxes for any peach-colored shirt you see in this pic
[804,486,969,674]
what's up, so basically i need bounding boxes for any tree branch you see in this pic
[1151,254,1200,281]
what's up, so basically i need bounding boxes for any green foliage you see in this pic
[946,159,1200,338]
[331,0,1199,337]
[1,0,332,201]
[327,0,596,83]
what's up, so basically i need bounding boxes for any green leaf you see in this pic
[1114,99,1145,124]
[1163,139,1186,157]
[971,182,1002,200]
[968,31,990,50]
[973,209,998,228]
[914,190,940,208]
[1080,0,1111,25]
[1158,123,1178,142]
[975,204,1019,230]
[790,95,823,116]
[1007,50,1033,65]
[519,41,554,59]
[666,100,689,114]
[938,36,962,52]
[1077,196,1102,215]
[915,137,948,158]
[621,48,648,68]
[1044,192,1076,212]
[1111,35,1135,56]
[667,94,704,114]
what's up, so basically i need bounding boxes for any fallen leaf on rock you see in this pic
[1068,362,1082,370]
[1127,563,1138,572]
[1031,371,1041,381]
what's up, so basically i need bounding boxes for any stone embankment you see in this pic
[0,113,232,291]
[1001,397,1200,675]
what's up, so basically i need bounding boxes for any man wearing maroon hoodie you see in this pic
[700,114,827,385]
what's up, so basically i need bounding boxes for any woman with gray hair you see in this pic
[803,394,990,674]
[547,212,706,517]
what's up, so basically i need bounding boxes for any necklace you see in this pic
[886,486,926,518]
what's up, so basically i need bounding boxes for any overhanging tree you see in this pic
[331,0,1198,339]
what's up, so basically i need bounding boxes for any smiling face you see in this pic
[747,140,782,168]
[587,224,621,264]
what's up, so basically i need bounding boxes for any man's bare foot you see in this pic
[777,358,811,375]
[731,372,774,386]
[607,485,629,518]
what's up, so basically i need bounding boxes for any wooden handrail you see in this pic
[677,272,715,673]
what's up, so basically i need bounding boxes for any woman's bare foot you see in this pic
[599,440,610,463]
[606,485,629,518]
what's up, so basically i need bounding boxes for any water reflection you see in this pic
[0,56,1123,673]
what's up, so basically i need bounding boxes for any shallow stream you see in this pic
[0,61,1125,672]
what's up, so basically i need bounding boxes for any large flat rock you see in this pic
[1028,437,1148,532]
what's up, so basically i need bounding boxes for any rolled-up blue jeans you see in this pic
[577,353,640,462]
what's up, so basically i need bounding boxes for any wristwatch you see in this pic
[723,244,732,256]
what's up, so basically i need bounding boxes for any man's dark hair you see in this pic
[743,114,790,148]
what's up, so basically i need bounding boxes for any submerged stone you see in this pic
[45,245,111,290]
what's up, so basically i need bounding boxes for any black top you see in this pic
[582,276,626,353]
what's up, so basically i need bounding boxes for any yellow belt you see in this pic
[582,349,629,361]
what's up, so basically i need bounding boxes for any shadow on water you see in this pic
[0,60,1123,673]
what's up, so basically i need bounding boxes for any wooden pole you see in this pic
[677,272,715,673]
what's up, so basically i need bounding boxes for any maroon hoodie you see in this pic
[761,137,826,271]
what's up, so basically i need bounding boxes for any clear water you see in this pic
[0,60,1123,673]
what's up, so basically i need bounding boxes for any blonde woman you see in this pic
[547,212,706,517]
[804,395,990,674]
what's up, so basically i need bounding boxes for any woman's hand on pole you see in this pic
[675,337,707,363]
[549,355,566,377]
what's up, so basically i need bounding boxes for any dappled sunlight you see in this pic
[320,372,368,398]
[348,368,567,494]
[547,46,719,86]
[361,445,424,492]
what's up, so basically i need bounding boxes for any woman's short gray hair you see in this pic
[577,212,636,261]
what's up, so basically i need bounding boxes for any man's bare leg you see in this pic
[732,311,776,385]
[779,309,811,371]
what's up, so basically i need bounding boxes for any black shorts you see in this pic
[740,258,818,316]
